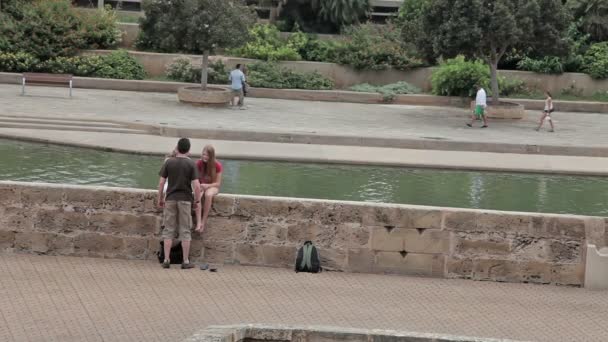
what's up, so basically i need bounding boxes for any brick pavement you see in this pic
[1,253,607,342]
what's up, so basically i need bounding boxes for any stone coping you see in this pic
[0,72,606,113]
[184,324,527,342]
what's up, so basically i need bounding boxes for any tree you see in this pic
[262,0,368,32]
[568,0,608,42]
[138,0,255,89]
[404,0,569,103]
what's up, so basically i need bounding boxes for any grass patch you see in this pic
[116,11,142,24]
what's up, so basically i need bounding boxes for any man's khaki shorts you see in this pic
[162,200,192,241]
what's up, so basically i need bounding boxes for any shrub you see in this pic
[583,42,608,79]
[228,24,301,61]
[335,23,424,71]
[0,0,120,59]
[349,81,419,101]
[498,77,527,97]
[77,5,122,50]
[165,57,227,84]
[1,50,146,80]
[517,56,564,74]
[299,38,341,62]
[247,62,334,90]
[431,56,489,97]
[0,52,40,73]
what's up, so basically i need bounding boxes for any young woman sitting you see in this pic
[194,145,222,233]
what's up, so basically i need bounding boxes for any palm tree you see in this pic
[261,0,369,26]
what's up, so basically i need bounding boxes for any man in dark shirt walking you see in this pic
[158,138,201,269]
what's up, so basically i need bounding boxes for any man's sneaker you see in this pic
[181,262,195,270]
[162,260,170,269]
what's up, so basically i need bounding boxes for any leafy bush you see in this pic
[0,52,40,73]
[0,50,146,80]
[498,77,527,97]
[431,56,489,97]
[165,57,227,84]
[0,0,120,59]
[298,38,341,62]
[583,42,608,79]
[77,6,122,50]
[517,56,564,74]
[335,23,424,70]
[349,81,420,101]
[247,62,334,90]
[228,24,301,61]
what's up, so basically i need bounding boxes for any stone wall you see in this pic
[84,49,608,96]
[1,181,606,286]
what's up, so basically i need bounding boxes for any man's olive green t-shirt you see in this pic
[159,157,198,202]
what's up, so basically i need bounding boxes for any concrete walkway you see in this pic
[1,128,608,175]
[1,253,607,342]
[1,84,608,154]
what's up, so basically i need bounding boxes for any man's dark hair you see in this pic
[235,64,241,69]
[176,138,191,154]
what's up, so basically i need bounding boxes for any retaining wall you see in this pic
[86,48,608,96]
[2,181,606,286]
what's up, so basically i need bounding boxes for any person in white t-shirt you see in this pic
[229,64,246,109]
[467,85,488,128]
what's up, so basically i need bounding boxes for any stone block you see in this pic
[234,198,292,219]
[0,186,21,207]
[541,217,587,239]
[122,237,150,259]
[347,248,375,273]
[316,203,364,225]
[64,188,133,212]
[0,230,15,249]
[211,196,235,217]
[374,252,444,277]
[20,186,63,207]
[551,263,584,286]
[73,233,123,257]
[202,241,234,264]
[370,227,404,252]
[510,236,550,261]
[47,234,75,255]
[545,240,582,263]
[471,259,552,284]
[188,239,206,261]
[454,233,511,257]
[235,244,263,265]
[287,223,341,248]
[89,212,159,236]
[403,229,449,254]
[362,207,441,229]
[476,212,532,234]
[443,211,477,232]
[306,331,369,342]
[261,245,296,267]
[247,328,292,341]
[246,222,287,244]
[62,210,93,233]
[317,248,347,271]
[14,231,50,253]
[348,226,370,248]
[1,207,35,231]
[446,258,474,278]
[203,217,247,242]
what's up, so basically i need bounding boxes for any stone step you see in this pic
[0,116,125,128]
[0,122,149,134]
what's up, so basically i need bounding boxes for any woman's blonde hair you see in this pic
[201,145,217,182]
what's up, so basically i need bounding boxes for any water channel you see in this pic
[0,139,606,216]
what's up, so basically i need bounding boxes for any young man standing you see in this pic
[229,64,246,109]
[158,138,201,269]
[467,85,488,128]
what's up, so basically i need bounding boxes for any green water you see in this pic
[0,139,606,216]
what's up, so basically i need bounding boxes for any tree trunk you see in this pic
[98,0,103,9]
[200,51,209,90]
[489,60,499,104]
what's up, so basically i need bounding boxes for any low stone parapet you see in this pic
[1,181,605,287]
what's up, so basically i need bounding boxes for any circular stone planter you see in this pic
[178,86,232,106]
[470,100,526,119]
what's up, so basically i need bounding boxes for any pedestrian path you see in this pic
[0,253,606,342]
[1,128,607,175]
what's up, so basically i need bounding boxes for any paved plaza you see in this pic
[1,84,608,150]
[1,253,608,342]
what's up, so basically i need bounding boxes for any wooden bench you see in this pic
[22,73,73,97]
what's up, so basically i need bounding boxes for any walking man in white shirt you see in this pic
[467,85,488,128]
[229,64,246,109]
